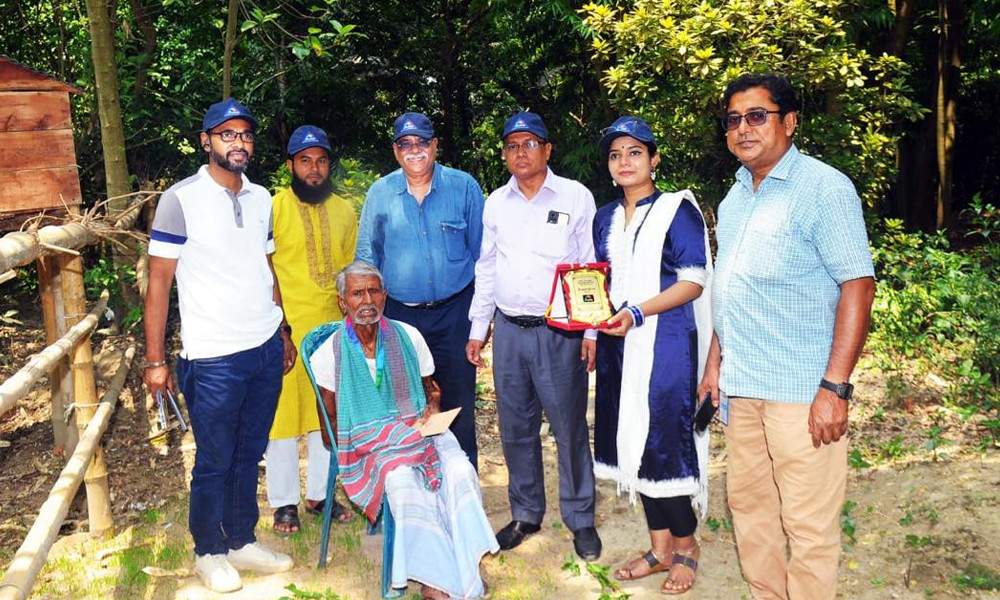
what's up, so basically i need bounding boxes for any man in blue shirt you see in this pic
[698,74,875,600]
[356,112,484,469]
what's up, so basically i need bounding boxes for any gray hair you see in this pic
[335,260,385,297]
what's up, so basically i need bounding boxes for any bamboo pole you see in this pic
[36,257,77,456]
[59,256,112,535]
[0,195,152,274]
[0,346,135,600]
[0,290,108,417]
[0,270,15,285]
[0,223,94,274]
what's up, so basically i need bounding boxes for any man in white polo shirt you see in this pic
[143,98,296,593]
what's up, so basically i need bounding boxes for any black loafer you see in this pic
[495,520,541,550]
[573,526,602,561]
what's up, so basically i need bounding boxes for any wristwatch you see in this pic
[819,378,854,400]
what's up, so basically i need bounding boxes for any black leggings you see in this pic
[640,494,698,537]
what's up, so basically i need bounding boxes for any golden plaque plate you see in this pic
[546,262,614,330]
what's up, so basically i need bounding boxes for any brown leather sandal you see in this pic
[614,549,671,581]
[661,544,699,595]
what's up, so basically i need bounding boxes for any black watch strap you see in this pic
[819,378,854,400]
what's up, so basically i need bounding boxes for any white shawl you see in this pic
[601,190,713,517]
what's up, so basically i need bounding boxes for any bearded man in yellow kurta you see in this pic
[267,125,358,533]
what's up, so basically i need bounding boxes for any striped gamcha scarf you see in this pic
[333,317,442,523]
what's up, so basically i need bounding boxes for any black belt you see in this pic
[398,282,472,310]
[500,312,546,328]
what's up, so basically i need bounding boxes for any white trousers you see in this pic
[265,431,330,507]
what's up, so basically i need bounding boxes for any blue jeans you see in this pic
[177,331,283,556]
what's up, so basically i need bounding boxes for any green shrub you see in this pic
[868,199,1000,444]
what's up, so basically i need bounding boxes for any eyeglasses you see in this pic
[395,139,432,151]
[721,110,782,131]
[210,129,255,143]
[503,139,545,154]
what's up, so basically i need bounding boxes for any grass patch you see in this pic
[953,563,1000,591]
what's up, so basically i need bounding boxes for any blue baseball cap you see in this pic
[287,125,331,156]
[599,115,656,155]
[393,112,434,141]
[203,98,257,132]
[502,111,548,141]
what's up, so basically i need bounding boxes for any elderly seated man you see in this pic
[310,260,498,600]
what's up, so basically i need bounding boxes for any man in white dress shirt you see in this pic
[466,112,602,560]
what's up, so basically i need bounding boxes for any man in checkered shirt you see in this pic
[698,74,875,600]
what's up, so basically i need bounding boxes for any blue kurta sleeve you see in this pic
[666,200,707,270]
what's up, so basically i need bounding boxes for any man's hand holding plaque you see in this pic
[545,262,614,331]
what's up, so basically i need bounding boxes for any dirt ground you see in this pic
[1,297,999,599]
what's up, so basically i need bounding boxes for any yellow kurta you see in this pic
[270,186,358,439]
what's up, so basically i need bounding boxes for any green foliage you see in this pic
[848,448,872,470]
[868,200,1000,444]
[840,499,857,544]
[562,556,632,599]
[580,0,925,210]
[279,583,345,600]
[953,563,1000,591]
[269,158,380,218]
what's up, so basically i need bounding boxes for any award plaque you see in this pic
[545,262,614,330]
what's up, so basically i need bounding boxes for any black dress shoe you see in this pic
[573,526,602,561]
[495,520,541,550]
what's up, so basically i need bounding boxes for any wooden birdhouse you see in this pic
[0,56,84,231]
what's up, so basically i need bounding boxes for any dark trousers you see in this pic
[492,314,596,531]
[177,331,283,556]
[385,284,479,470]
[640,494,698,537]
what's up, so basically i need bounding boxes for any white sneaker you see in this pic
[227,542,294,573]
[194,553,242,593]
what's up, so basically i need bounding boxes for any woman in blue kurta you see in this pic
[592,116,713,595]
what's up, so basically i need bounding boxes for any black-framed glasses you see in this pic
[721,110,782,131]
[210,129,256,143]
[502,139,545,154]
[395,138,432,151]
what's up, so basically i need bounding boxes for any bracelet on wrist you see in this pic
[627,304,645,328]
[143,360,167,370]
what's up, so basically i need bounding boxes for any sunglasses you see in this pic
[395,138,432,151]
[721,109,782,131]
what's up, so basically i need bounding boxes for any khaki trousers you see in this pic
[725,398,847,600]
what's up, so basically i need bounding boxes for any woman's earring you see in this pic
[612,180,618,187]
[651,171,657,181]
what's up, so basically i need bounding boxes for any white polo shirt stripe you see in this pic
[149,165,283,359]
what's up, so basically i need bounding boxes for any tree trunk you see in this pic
[83,0,131,210]
[126,0,158,100]
[84,0,136,308]
[889,0,917,58]
[935,0,962,230]
[223,0,240,99]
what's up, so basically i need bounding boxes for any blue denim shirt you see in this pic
[356,164,484,303]
[713,145,875,403]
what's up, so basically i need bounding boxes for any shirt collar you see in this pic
[504,167,556,200]
[394,162,440,196]
[198,164,251,197]
[735,143,799,189]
